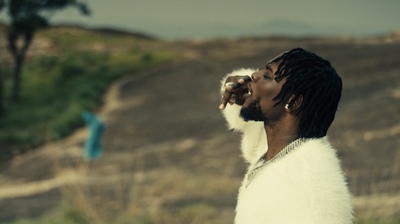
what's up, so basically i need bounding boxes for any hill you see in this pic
[0,27,400,223]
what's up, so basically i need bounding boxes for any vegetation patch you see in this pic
[0,27,175,162]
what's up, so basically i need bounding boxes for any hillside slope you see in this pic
[0,31,400,223]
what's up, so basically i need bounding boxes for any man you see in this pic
[219,48,353,223]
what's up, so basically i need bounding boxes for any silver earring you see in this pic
[285,104,289,110]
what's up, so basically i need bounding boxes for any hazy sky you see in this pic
[1,0,400,40]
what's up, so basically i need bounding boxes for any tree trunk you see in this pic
[0,68,3,114]
[7,29,34,102]
[11,55,23,102]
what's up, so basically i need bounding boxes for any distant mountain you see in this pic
[253,19,327,36]
[151,18,381,40]
[209,19,373,38]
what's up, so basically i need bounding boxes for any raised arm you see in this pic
[220,68,267,164]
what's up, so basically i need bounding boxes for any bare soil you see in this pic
[1,34,400,223]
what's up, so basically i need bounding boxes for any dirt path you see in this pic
[1,37,400,222]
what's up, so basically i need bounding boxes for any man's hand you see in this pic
[219,75,252,110]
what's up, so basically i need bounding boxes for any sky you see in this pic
[1,0,400,40]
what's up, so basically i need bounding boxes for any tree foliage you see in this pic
[0,0,90,101]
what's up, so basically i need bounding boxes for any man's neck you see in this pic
[264,121,299,160]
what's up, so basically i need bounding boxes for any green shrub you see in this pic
[0,48,174,162]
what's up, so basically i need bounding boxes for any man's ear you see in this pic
[287,95,303,111]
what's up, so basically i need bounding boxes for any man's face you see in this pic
[240,61,287,122]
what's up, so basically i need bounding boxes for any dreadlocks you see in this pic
[271,48,342,138]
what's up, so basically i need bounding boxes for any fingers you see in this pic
[226,76,251,90]
[220,82,237,110]
[219,90,233,110]
[219,76,252,110]
[226,82,238,91]
[241,76,252,83]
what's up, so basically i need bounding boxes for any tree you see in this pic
[0,67,3,113]
[0,0,90,101]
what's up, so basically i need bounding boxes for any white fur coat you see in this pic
[221,69,353,224]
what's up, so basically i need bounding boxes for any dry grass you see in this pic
[46,143,238,224]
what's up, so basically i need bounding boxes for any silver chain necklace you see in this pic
[245,138,307,187]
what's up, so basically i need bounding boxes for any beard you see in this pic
[240,98,266,122]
